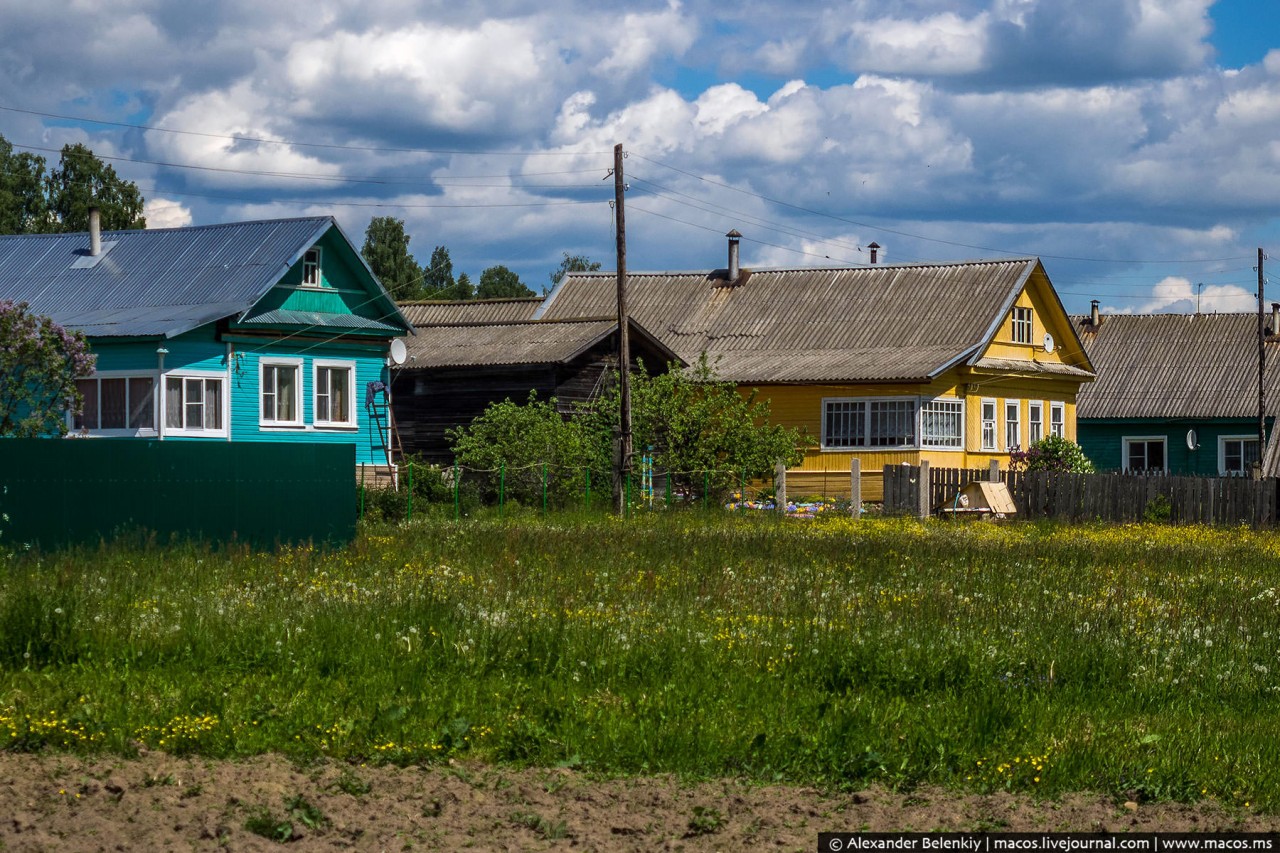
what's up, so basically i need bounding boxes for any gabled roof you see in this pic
[401,316,681,370]
[537,258,1073,384]
[0,216,409,338]
[1073,312,1280,419]
[400,298,542,327]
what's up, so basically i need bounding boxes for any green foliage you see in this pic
[477,264,535,298]
[361,216,423,301]
[420,246,475,300]
[0,137,49,234]
[0,300,96,437]
[359,455,472,522]
[46,143,146,232]
[1143,493,1173,523]
[549,252,602,290]
[582,355,809,502]
[448,392,606,507]
[0,135,146,234]
[1010,434,1096,473]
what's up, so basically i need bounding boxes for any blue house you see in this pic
[0,215,412,479]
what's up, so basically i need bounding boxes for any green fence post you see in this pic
[359,464,366,521]
[453,463,460,521]
[626,472,632,518]
[665,470,671,507]
[499,462,506,519]
[407,460,414,521]
[542,462,548,515]
[740,468,746,513]
[585,468,591,510]
[703,470,709,511]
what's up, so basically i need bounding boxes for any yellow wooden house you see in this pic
[537,238,1095,501]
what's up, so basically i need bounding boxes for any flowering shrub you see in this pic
[1009,434,1095,473]
[0,300,95,437]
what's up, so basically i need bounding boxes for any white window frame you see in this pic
[260,357,305,428]
[1011,306,1033,344]
[1219,435,1260,476]
[1049,402,1065,438]
[68,371,158,437]
[313,359,357,430]
[1004,400,1021,451]
[821,397,917,450]
[1123,436,1167,473]
[980,398,998,451]
[1028,401,1044,444]
[919,397,965,450]
[301,247,322,288]
[161,370,228,437]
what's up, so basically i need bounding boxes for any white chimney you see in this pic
[89,207,101,257]
[1090,299,1100,327]
[1271,302,1279,336]
[726,229,742,281]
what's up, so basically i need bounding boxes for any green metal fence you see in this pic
[0,439,356,549]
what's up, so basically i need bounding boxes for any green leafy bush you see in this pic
[1009,435,1095,473]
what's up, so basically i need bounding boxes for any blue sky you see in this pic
[1,0,1279,315]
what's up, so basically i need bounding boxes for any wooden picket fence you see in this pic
[882,464,1280,528]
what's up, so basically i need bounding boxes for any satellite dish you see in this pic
[1042,332,1056,354]
[388,338,408,365]
[1186,429,1198,450]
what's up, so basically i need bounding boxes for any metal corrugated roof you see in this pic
[404,319,618,368]
[400,298,542,326]
[1074,313,1280,419]
[0,216,396,338]
[538,259,1049,383]
[235,309,403,333]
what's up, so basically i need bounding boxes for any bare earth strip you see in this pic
[1,753,1275,852]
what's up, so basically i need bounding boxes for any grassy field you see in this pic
[3,511,1280,809]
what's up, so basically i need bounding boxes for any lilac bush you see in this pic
[0,300,95,437]
[1009,434,1095,473]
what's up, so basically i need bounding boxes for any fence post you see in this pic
[453,464,460,521]
[775,461,787,514]
[584,468,590,510]
[499,462,505,519]
[740,468,746,512]
[703,471,709,511]
[407,460,413,521]
[626,472,632,518]
[989,459,1001,483]
[850,459,862,519]
[665,470,671,507]
[542,462,548,515]
[359,464,365,521]
[917,461,931,520]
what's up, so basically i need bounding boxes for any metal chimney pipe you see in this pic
[89,207,101,257]
[1090,299,1100,327]
[867,242,880,264]
[726,230,741,281]
[1271,302,1279,336]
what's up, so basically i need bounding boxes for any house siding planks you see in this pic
[1077,417,1272,476]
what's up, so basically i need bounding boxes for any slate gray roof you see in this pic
[0,216,408,338]
[537,258,1087,384]
[402,317,680,369]
[400,298,542,327]
[1073,312,1280,419]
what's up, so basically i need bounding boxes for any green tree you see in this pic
[549,253,602,291]
[451,272,475,301]
[421,246,457,298]
[1010,435,1095,473]
[0,137,50,234]
[361,216,424,300]
[477,264,534,298]
[447,391,606,507]
[46,143,145,232]
[0,301,96,437]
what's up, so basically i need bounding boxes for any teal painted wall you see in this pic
[263,229,396,325]
[1078,418,1271,475]
[228,341,391,465]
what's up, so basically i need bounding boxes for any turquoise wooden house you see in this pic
[1074,305,1280,475]
[0,215,412,480]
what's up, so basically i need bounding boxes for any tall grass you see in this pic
[3,511,1280,808]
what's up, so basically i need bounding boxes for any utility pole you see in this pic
[1259,248,1267,469]
[613,143,632,513]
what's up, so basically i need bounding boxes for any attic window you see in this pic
[302,248,322,287]
[1011,307,1033,344]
